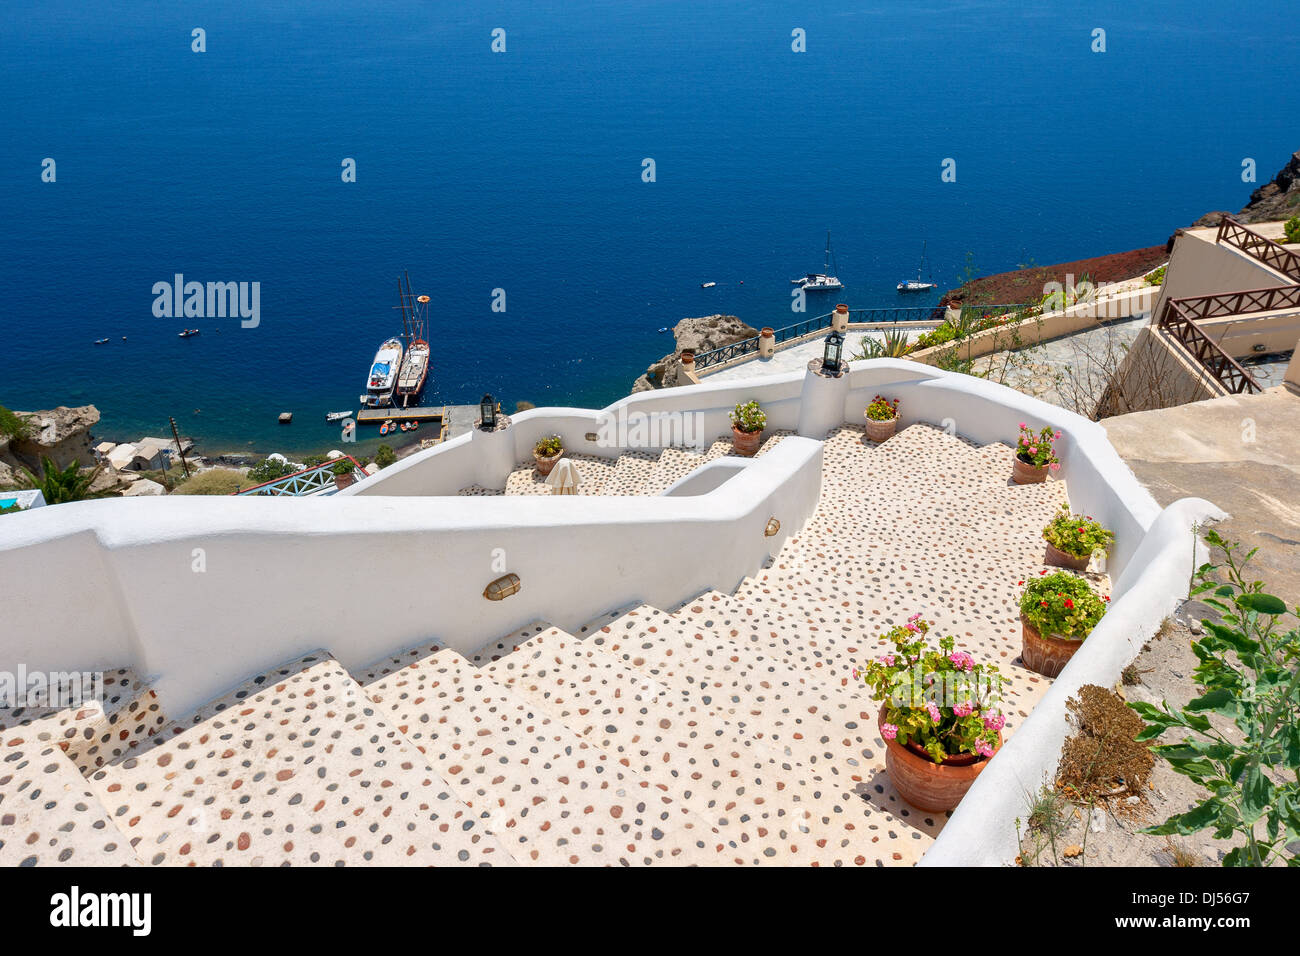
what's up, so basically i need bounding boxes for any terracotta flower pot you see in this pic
[534,450,562,476]
[1012,453,1049,485]
[1044,539,1090,572]
[864,415,898,443]
[732,426,762,457]
[1020,615,1082,678]
[333,472,356,491]
[878,707,998,813]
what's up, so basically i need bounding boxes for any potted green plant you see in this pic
[1018,570,1109,677]
[533,434,564,476]
[729,400,766,457]
[855,615,1007,812]
[331,458,358,490]
[863,394,901,443]
[1012,423,1062,484]
[1041,504,1114,571]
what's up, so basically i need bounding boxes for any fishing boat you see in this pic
[791,232,843,292]
[362,336,403,408]
[700,281,716,289]
[93,338,109,345]
[897,240,937,293]
[325,410,353,422]
[394,273,431,408]
[178,328,200,338]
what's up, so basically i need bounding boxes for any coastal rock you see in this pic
[632,314,759,392]
[0,404,100,475]
[1192,149,1300,226]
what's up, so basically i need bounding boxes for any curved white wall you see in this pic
[0,437,822,716]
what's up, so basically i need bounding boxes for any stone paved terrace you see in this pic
[1,422,1107,866]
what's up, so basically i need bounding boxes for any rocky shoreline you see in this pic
[631,314,759,393]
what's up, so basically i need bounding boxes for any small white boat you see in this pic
[898,240,937,293]
[325,410,353,422]
[700,281,716,288]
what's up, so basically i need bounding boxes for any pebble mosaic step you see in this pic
[0,668,166,777]
[84,652,514,867]
[485,626,939,865]
[357,643,738,865]
[600,452,658,496]
[0,744,140,867]
[587,604,884,780]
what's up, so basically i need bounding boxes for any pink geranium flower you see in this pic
[881,722,898,740]
[954,701,973,717]
[983,713,1005,732]
[975,740,994,758]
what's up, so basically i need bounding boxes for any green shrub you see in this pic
[0,405,31,441]
[1131,530,1299,866]
[1284,216,1300,244]
[375,444,397,469]
[172,468,246,495]
[1145,265,1167,286]
[245,457,299,484]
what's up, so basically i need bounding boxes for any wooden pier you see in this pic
[355,405,446,426]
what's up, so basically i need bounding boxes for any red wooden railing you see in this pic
[1216,217,1300,283]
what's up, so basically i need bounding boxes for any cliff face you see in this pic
[0,405,100,482]
[631,314,759,393]
[1194,149,1300,227]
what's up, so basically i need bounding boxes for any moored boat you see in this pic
[791,231,843,292]
[897,240,937,293]
[395,277,431,408]
[362,337,403,408]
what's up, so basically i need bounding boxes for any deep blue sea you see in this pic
[1,0,1294,455]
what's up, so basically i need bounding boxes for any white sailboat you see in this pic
[792,231,843,292]
[898,240,937,293]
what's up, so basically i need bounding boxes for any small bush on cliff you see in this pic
[0,405,31,441]
[173,468,245,495]
[245,457,299,484]
[1284,216,1300,244]
[375,444,398,468]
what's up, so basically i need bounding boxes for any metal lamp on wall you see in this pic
[822,329,844,374]
[480,393,497,430]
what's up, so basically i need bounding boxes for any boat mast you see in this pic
[397,277,410,347]
[919,239,927,281]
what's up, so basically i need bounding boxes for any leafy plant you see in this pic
[1145,265,1167,286]
[1043,503,1114,559]
[1015,423,1062,469]
[331,459,356,476]
[1019,570,1108,640]
[854,615,1007,764]
[533,435,563,457]
[0,405,32,442]
[729,400,766,434]
[375,444,398,468]
[19,456,112,504]
[245,457,299,484]
[854,326,914,359]
[1284,215,1300,244]
[1130,530,1300,867]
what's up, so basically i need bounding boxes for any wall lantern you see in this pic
[483,573,521,601]
[822,329,844,374]
[764,517,781,537]
[480,393,497,431]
